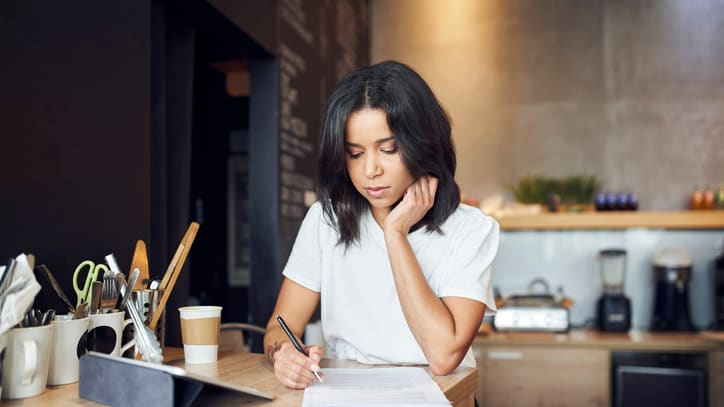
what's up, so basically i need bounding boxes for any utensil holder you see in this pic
[123,289,165,357]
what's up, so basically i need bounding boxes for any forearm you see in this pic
[384,231,477,373]
[263,325,291,363]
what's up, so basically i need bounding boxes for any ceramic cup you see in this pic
[1,324,53,399]
[179,306,222,364]
[86,311,134,356]
[0,331,8,399]
[48,315,89,385]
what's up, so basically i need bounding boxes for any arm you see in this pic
[383,177,486,375]
[263,278,323,389]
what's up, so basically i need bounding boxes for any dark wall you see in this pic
[210,0,370,331]
[0,0,370,347]
[0,0,152,309]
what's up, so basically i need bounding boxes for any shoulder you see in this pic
[307,200,337,227]
[444,203,499,233]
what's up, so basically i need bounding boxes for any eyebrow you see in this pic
[344,136,395,147]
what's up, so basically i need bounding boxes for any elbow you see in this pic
[427,353,463,376]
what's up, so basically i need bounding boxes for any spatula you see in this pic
[148,222,199,331]
[129,240,150,290]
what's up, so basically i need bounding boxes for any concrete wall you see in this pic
[370,0,724,211]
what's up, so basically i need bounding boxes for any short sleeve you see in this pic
[437,210,500,314]
[281,202,325,292]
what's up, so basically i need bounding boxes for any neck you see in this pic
[370,206,390,228]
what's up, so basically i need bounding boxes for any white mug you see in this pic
[0,331,8,399]
[86,311,134,356]
[48,315,89,385]
[1,324,53,399]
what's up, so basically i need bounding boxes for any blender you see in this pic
[596,249,632,332]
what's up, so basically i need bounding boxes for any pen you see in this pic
[276,314,324,383]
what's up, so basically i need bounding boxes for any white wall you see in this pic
[493,229,724,328]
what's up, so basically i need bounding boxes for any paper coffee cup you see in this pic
[179,306,222,364]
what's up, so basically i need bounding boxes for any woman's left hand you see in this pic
[384,176,438,234]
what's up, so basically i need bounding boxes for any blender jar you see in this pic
[599,249,627,295]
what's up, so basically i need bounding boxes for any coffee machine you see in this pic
[712,241,724,330]
[596,249,632,332]
[650,247,696,331]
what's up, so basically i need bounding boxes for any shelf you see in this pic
[496,210,724,230]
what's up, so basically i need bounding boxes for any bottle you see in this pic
[626,192,639,211]
[716,183,724,209]
[703,184,715,210]
[691,185,703,210]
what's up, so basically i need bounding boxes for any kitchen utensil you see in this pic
[131,288,166,352]
[119,281,162,363]
[73,302,88,319]
[100,275,118,313]
[73,260,109,308]
[103,253,130,311]
[91,281,103,314]
[37,265,75,313]
[40,310,56,326]
[148,222,199,331]
[118,268,139,311]
[148,278,161,290]
[129,240,150,290]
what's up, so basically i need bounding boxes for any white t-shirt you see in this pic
[283,201,499,368]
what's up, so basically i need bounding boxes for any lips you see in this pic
[365,186,389,198]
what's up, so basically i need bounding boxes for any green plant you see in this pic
[508,175,601,205]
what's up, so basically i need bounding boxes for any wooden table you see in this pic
[3,348,477,406]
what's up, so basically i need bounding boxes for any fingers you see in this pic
[406,176,438,208]
[273,342,321,389]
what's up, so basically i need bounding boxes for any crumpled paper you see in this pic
[0,253,42,335]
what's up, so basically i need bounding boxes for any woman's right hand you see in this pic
[271,342,324,389]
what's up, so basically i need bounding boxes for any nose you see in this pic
[364,153,382,179]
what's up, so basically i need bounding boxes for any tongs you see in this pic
[119,272,163,364]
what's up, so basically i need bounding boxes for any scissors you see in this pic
[73,260,109,307]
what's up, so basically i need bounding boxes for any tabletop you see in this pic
[3,348,477,406]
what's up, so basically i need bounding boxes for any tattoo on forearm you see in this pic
[266,341,282,363]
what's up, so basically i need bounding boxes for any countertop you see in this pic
[474,329,724,351]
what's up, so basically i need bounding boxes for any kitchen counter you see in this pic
[475,329,724,351]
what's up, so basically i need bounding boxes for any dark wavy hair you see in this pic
[318,60,460,247]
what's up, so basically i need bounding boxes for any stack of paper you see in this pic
[303,367,451,406]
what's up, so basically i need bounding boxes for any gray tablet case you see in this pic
[79,352,274,407]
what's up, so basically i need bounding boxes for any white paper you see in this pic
[302,367,451,407]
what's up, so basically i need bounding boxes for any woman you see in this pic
[263,60,499,389]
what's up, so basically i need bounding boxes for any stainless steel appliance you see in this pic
[612,351,707,407]
[651,247,696,331]
[493,278,569,332]
[596,249,631,332]
[712,241,724,330]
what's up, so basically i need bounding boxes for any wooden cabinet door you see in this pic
[475,346,609,407]
[715,351,724,407]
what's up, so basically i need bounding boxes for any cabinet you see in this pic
[474,345,609,407]
[716,351,724,407]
